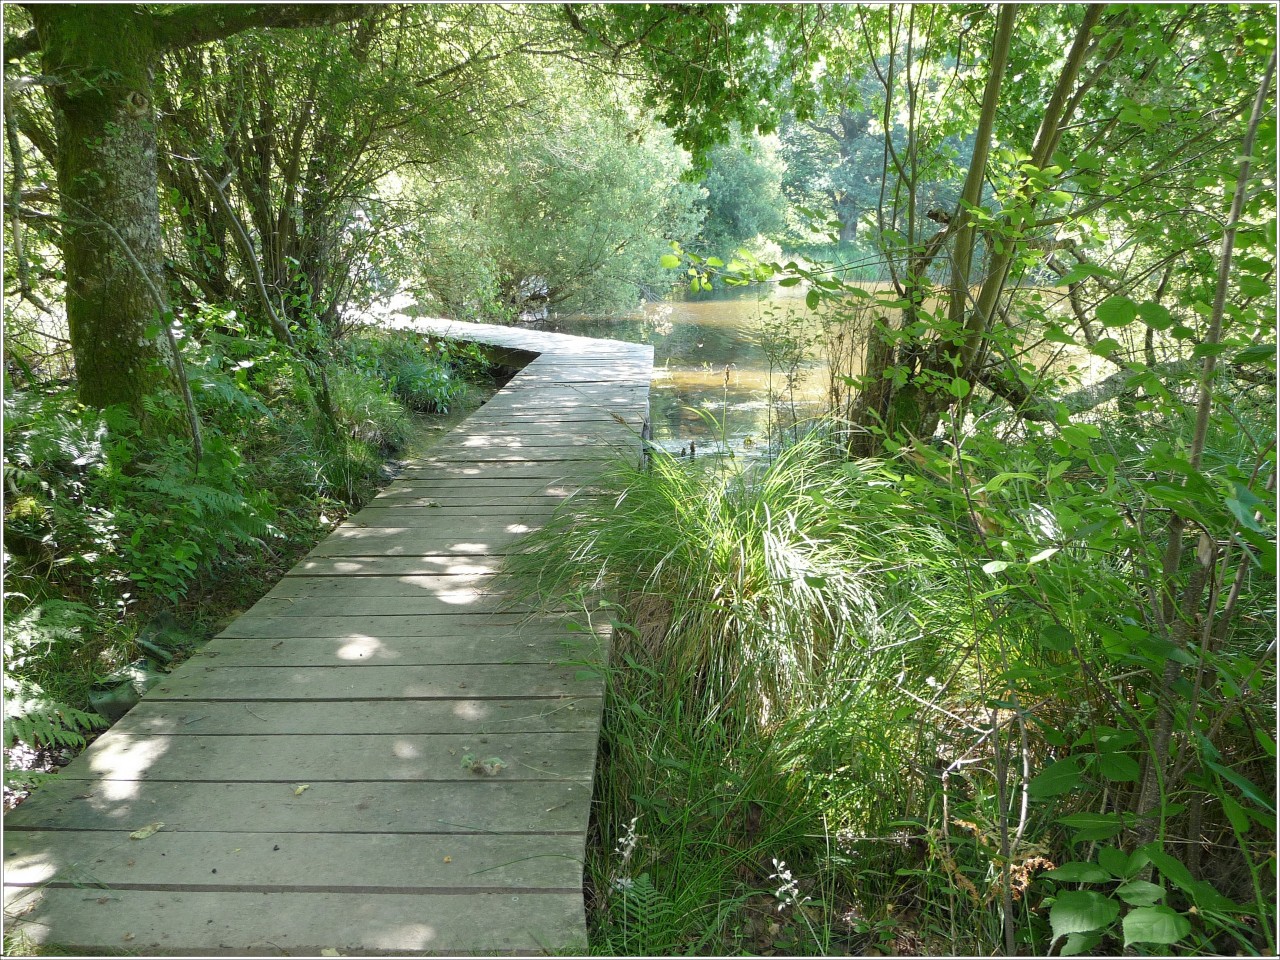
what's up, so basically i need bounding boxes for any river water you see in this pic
[544,286,831,458]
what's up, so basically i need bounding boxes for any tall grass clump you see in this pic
[512,430,981,952]
[514,432,898,729]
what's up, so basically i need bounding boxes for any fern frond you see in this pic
[3,699,105,750]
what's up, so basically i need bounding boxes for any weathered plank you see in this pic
[285,555,505,575]
[47,731,597,782]
[190,630,601,667]
[216,613,545,639]
[352,503,562,518]
[147,663,600,702]
[1,888,587,956]
[4,777,595,834]
[242,593,536,615]
[4,829,584,892]
[105,696,602,737]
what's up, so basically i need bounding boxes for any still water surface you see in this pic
[545,286,829,457]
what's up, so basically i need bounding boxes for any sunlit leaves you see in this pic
[1096,296,1138,327]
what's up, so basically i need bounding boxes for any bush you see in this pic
[340,328,490,413]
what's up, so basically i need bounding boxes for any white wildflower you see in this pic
[613,816,641,865]
[767,858,811,912]
[609,816,643,895]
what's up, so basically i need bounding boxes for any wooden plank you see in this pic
[191,629,602,667]
[1,318,648,956]
[372,481,588,500]
[106,696,602,737]
[48,732,597,782]
[147,663,600,701]
[341,511,557,530]
[391,461,604,480]
[260,574,500,600]
[2,887,587,956]
[3,830,583,892]
[3,777,595,834]
[216,613,547,639]
[242,593,535,615]
[402,450,620,465]
[430,432,632,448]
[328,517,542,534]
[352,503,561,518]
[300,537,532,559]
[285,555,504,576]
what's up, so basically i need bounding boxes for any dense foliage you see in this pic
[2,2,1275,956]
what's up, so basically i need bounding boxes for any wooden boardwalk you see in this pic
[3,319,652,955]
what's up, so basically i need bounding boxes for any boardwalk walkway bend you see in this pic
[3,318,653,955]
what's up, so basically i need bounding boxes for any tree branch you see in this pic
[152,4,376,53]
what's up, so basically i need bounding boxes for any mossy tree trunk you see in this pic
[16,2,372,422]
[31,4,172,416]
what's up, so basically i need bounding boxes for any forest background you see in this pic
[2,3,1276,955]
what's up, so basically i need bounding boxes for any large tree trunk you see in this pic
[18,2,374,420]
[32,4,174,417]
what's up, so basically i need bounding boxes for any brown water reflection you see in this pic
[546,286,829,457]
[548,282,1104,458]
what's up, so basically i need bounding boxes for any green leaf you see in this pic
[1096,846,1129,878]
[1192,342,1230,359]
[1041,624,1074,652]
[1057,811,1123,842]
[1028,547,1059,564]
[1115,879,1166,907]
[1238,274,1271,298]
[805,289,820,310]
[1136,302,1174,330]
[1097,752,1139,782]
[1122,906,1190,948]
[1029,757,1085,799]
[660,254,681,269]
[1097,296,1138,327]
[982,560,1010,575]
[1090,337,1122,357]
[1059,424,1098,450]
[1235,343,1276,365]
[1256,727,1276,758]
[1044,323,1077,344]
[1044,862,1111,883]
[1060,931,1102,957]
[1205,759,1275,813]
[1140,844,1194,892]
[984,472,1037,493]
[949,377,970,399]
[1050,891,1120,942]
[777,276,802,287]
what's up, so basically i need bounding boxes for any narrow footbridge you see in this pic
[3,319,652,955]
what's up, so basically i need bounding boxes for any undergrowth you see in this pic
[514,411,1276,956]
[2,307,491,780]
